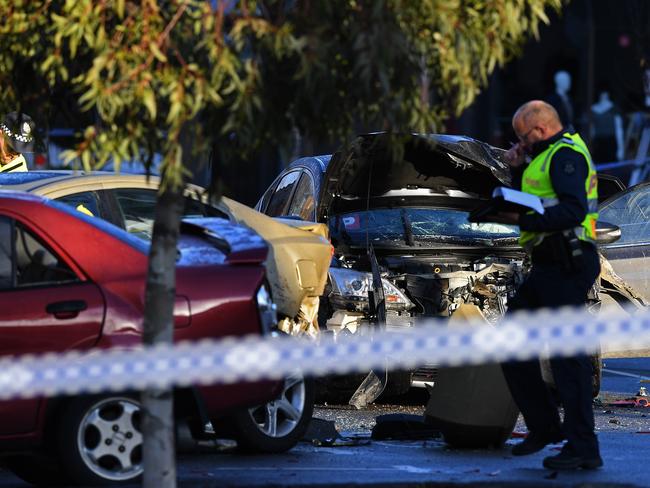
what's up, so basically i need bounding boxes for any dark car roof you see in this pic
[287,155,331,175]
[0,170,105,186]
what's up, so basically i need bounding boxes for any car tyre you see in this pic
[57,395,143,486]
[6,454,68,486]
[232,373,314,453]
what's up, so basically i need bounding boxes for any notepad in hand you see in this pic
[468,187,544,223]
[492,187,545,215]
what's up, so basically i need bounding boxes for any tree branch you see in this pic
[105,0,189,96]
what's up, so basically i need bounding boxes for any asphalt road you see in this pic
[0,358,648,487]
[603,357,650,394]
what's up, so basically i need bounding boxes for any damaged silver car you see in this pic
[257,133,643,412]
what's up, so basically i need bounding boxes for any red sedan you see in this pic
[0,192,312,486]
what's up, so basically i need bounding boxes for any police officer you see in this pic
[494,100,602,470]
[0,112,36,172]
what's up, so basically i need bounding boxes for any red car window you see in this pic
[14,222,79,287]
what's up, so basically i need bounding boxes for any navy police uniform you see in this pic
[502,129,602,468]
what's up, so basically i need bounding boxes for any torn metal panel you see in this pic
[599,255,649,309]
[277,296,321,339]
[348,369,389,410]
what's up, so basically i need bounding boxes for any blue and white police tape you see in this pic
[0,305,649,399]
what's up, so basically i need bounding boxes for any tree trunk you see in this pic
[141,186,185,488]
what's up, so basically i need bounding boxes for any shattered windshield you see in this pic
[330,208,519,247]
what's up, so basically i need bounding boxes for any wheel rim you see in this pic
[76,397,143,481]
[247,373,306,438]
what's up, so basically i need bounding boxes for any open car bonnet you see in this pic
[318,133,512,220]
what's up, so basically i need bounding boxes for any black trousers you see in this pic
[501,243,601,457]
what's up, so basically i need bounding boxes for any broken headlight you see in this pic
[328,268,413,312]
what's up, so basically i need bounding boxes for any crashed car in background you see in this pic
[257,134,529,398]
[599,180,650,302]
[256,133,645,440]
[0,171,331,338]
[0,192,312,486]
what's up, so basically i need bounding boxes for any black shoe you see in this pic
[543,450,603,470]
[511,431,564,456]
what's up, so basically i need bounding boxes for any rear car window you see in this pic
[114,189,157,239]
[113,188,228,240]
[56,191,101,218]
[46,199,149,254]
[0,217,13,289]
[286,173,316,221]
[265,171,300,217]
[14,223,78,287]
[0,216,79,289]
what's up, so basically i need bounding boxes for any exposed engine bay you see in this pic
[317,250,526,401]
[324,252,525,335]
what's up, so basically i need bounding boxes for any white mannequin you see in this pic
[548,70,574,128]
[554,70,571,96]
[591,91,624,161]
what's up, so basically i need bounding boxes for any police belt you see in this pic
[530,232,595,267]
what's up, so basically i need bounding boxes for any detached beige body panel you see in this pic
[220,197,331,326]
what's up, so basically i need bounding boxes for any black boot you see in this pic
[511,430,564,456]
[543,446,603,470]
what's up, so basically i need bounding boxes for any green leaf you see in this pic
[143,88,157,120]
[149,42,168,63]
[116,0,125,19]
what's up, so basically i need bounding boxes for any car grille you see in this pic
[412,364,438,382]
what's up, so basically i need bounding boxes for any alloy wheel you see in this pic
[76,397,143,481]
[247,373,306,438]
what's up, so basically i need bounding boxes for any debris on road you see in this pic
[311,437,371,447]
[303,418,339,443]
[371,413,440,440]
[303,417,371,447]
[607,397,650,408]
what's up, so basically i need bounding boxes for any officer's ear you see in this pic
[534,125,551,140]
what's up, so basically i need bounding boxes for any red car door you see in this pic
[0,217,105,435]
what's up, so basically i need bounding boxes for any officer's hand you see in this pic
[504,143,526,168]
[486,211,520,225]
